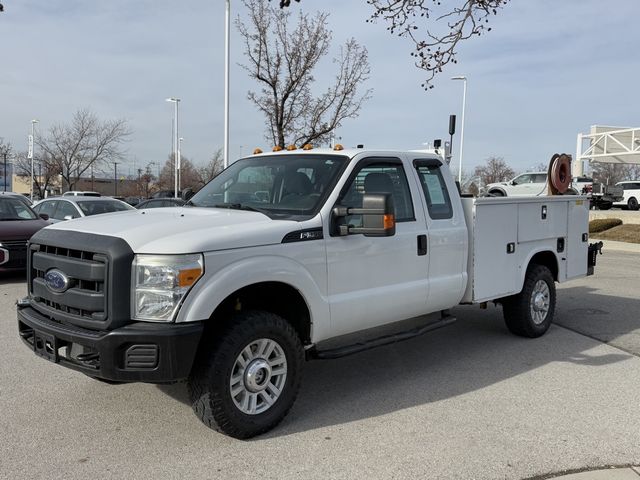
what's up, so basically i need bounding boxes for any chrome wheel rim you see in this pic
[530,280,550,325]
[230,338,287,415]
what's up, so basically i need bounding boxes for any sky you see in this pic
[1,0,639,179]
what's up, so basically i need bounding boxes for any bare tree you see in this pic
[238,0,372,148]
[474,156,515,185]
[13,151,60,198]
[158,154,201,192]
[590,163,636,186]
[36,109,131,192]
[275,0,509,89]
[194,150,224,188]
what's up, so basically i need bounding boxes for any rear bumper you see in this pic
[17,305,204,383]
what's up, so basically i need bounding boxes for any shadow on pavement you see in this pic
[157,293,636,438]
[0,271,26,286]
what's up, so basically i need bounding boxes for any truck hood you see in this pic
[46,207,301,253]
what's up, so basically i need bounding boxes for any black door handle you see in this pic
[417,234,427,256]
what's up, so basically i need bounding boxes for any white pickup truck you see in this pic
[17,147,600,438]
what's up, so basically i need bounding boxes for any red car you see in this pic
[0,196,50,270]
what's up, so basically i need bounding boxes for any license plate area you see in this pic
[33,330,58,362]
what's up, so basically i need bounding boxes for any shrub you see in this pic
[589,218,623,233]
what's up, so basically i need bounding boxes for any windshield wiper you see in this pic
[213,203,269,215]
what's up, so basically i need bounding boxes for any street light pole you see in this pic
[178,137,183,193]
[451,76,467,183]
[224,0,230,169]
[166,98,181,198]
[29,119,39,200]
[114,162,119,196]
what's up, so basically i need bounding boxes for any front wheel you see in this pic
[188,311,304,439]
[628,197,639,211]
[502,264,556,338]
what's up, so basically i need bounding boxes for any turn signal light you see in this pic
[177,267,203,288]
[286,145,297,151]
[273,145,283,152]
[383,214,395,230]
[302,144,313,150]
[334,144,344,151]
[253,148,263,155]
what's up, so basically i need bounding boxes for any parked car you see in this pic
[136,198,186,209]
[614,181,640,210]
[124,196,144,206]
[32,197,134,222]
[0,196,50,270]
[485,172,548,197]
[0,191,33,206]
[62,191,101,197]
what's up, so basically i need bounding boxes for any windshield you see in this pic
[188,154,348,218]
[0,198,38,221]
[76,200,134,216]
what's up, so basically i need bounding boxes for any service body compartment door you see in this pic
[566,199,589,279]
[517,201,568,243]
[472,204,519,301]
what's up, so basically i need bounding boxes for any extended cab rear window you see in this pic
[414,160,453,220]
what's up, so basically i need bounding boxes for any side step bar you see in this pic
[308,311,456,360]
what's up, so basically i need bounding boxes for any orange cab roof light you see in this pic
[333,143,344,151]
[302,143,313,150]
[272,145,283,152]
[286,145,297,151]
[253,148,263,155]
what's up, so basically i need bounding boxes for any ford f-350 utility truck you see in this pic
[17,147,599,438]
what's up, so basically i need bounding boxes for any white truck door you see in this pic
[412,158,468,309]
[325,157,430,337]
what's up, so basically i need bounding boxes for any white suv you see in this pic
[614,181,640,210]
[485,172,548,197]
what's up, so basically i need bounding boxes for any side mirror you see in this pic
[333,193,396,237]
[63,215,74,221]
[39,213,49,220]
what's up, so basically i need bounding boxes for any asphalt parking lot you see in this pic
[1,249,640,480]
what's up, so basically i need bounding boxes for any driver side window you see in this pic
[338,160,414,227]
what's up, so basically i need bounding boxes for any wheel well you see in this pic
[529,251,558,281]
[209,282,311,344]
[488,189,505,196]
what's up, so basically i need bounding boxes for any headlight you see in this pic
[132,254,204,322]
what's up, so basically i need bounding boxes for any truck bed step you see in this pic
[308,312,456,360]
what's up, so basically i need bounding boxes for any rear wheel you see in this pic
[597,201,612,210]
[502,264,556,338]
[628,197,639,211]
[188,311,304,439]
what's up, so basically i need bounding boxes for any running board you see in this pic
[308,312,456,360]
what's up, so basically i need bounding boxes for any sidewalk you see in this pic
[596,239,640,253]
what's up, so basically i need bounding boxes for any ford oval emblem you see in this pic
[44,269,71,293]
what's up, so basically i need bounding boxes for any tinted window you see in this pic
[339,160,414,224]
[415,164,453,220]
[76,200,133,216]
[0,198,37,220]
[54,201,80,220]
[34,200,58,218]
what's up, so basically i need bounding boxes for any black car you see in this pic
[136,198,186,209]
[0,197,50,270]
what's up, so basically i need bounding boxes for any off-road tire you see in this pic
[188,310,304,439]
[502,264,556,338]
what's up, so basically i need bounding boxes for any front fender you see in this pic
[175,254,330,343]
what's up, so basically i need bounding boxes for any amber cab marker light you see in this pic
[383,214,395,230]
[286,145,297,151]
[253,148,263,155]
[272,145,283,152]
[334,144,344,151]
[302,144,313,150]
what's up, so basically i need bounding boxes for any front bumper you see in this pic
[18,305,204,383]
